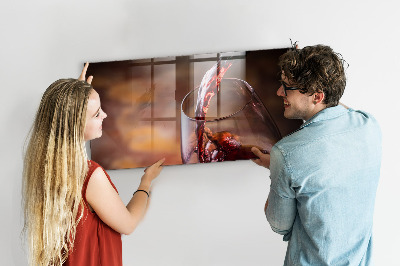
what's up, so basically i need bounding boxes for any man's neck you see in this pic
[304,104,327,121]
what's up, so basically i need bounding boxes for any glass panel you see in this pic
[130,66,151,118]
[153,121,181,165]
[221,58,245,79]
[154,56,176,62]
[193,53,218,59]
[131,58,151,64]
[154,64,176,117]
[221,51,246,57]
[193,61,218,118]
[121,121,153,168]
[126,121,152,153]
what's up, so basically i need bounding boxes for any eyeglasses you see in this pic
[281,81,301,96]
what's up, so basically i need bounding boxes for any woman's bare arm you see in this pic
[86,158,164,235]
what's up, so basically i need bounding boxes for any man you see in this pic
[251,44,381,265]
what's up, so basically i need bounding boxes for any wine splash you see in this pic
[195,61,232,162]
[193,61,269,163]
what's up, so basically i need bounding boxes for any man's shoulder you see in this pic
[273,107,381,157]
[338,108,381,140]
[272,130,310,159]
[348,109,381,127]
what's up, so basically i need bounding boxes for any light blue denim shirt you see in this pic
[266,105,382,266]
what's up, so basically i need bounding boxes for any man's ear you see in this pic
[313,92,325,104]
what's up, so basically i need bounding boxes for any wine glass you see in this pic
[180,78,281,164]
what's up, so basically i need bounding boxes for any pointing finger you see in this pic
[78,62,89,81]
[144,158,165,172]
[157,158,166,166]
[251,147,263,157]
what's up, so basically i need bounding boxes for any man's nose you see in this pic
[277,84,285,97]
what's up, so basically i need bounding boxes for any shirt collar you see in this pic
[299,105,349,130]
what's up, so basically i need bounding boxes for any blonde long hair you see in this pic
[23,79,93,265]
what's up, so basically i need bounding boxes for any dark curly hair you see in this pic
[278,44,347,107]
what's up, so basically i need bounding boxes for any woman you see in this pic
[22,63,164,265]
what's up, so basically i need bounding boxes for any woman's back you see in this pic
[65,160,122,266]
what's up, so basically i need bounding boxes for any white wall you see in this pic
[1,0,399,265]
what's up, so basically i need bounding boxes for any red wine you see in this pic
[197,130,268,163]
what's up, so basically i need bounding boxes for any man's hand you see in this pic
[251,147,271,169]
[78,62,93,84]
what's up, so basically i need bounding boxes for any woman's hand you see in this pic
[78,62,93,84]
[141,158,165,186]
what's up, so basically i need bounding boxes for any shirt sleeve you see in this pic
[266,145,297,241]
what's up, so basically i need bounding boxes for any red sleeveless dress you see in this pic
[64,160,122,266]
